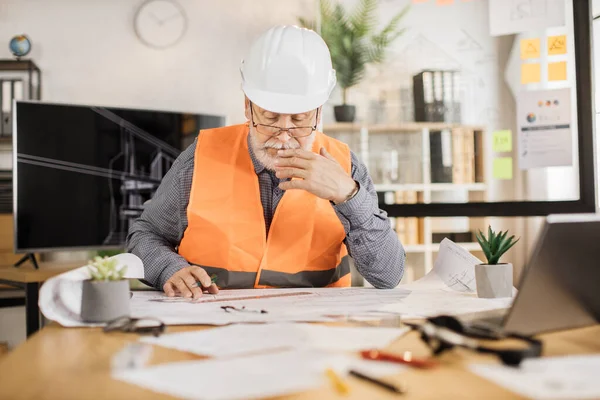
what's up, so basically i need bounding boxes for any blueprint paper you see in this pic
[470,355,600,399]
[141,323,410,357]
[489,0,566,37]
[115,349,406,400]
[130,287,412,325]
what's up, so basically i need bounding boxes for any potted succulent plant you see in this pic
[81,256,130,322]
[474,227,520,298]
[299,0,409,122]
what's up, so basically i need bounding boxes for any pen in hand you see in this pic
[191,274,218,289]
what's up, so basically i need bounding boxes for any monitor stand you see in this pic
[14,253,39,270]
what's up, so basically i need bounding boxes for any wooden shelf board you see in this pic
[375,183,487,192]
[324,122,486,133]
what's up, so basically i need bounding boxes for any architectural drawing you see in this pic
[456,29,484,52]
[510,0,547,21]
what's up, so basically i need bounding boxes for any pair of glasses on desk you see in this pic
[102,305,267,337]
[104,316,165,337]
[221,305,268,314]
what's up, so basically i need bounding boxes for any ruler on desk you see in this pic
[200,291,314,303]
[148,291,314,304]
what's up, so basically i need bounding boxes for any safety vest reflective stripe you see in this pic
[199,262,351,289]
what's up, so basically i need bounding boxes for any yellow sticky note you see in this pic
[493,158,513,180]
[521,63,541,84]
[520,38,540,59]
[548,35,567,55]
[493,130,512,152]
[436,0,454,4]
[548,61,567,81]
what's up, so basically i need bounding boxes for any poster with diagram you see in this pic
[489,0,566,37]
[517,88,572,169]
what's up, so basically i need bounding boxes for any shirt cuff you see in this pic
[332,184,376,227]
[157,258,191,290]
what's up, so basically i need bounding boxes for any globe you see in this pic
[9,35,31,58]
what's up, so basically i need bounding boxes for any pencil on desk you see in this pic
[325,368,350,395]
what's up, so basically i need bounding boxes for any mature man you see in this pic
[127,25,405,298]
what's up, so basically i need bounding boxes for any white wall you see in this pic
[0,0,316,349]
[0,0,315,124]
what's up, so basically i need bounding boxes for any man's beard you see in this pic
[249,131,315,171]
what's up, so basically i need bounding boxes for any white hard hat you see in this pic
[240,25,337,114]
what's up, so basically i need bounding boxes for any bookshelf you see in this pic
[323,122,489,282]
[373,182,487,192]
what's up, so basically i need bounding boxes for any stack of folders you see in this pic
[0,79,24,137]
[0,170,11,214]
[430,129,477,184]
[0,137,13,213]
[451,128,475,184]
[389,191,422,246]
[413,70,461,123]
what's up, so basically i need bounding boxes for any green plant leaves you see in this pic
[349,0,378,38]
[475,230,492,264]
[298,0,409,91]
[367,4,409,63]
[87,256,128,282]
[476,227,520,264]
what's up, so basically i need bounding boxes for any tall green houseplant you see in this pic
[299,0,409,121]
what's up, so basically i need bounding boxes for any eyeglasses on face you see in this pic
[249,101,318,138]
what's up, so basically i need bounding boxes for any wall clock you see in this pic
[134,0,187,49]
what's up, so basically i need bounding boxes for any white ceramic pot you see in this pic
[81,280,131,322]
[474,263,513,298]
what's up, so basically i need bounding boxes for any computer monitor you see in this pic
[13,101,225,253]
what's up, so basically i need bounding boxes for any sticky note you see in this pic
[548,35,567,55]
[521,63,541,84]
[436,0,454,4]
[548,61,567,81]
[493,130,512,152]
[493,158,513,180]
[520,38,540,59]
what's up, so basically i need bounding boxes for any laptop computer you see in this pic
[465,213,600,336]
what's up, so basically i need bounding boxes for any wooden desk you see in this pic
[0,323,598,399]
[0,262,80,337]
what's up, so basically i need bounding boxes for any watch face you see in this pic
[134,0,187,49]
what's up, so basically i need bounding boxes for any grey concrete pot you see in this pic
[80,280,130,322]
[474,263,513,298]
[334,105,356,122]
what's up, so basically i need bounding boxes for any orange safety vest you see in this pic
[178,123,352,289]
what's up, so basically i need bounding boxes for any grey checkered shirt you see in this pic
[126,131,405,290]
